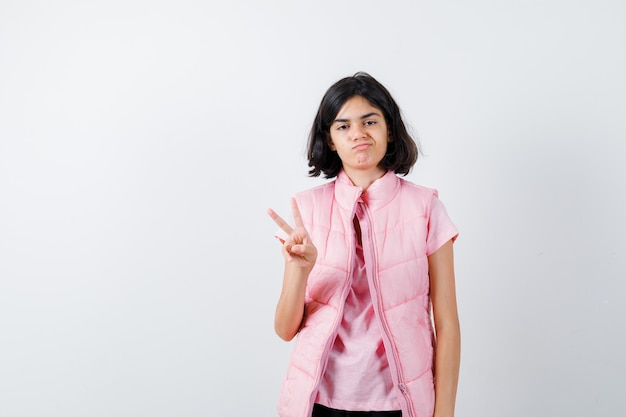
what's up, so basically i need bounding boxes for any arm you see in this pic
[429,239,460,417]
[268,198,317,341]
[274,258,310,341]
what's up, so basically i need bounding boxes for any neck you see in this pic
[343,167,387,192]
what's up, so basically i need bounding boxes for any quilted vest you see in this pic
[278,170,450,417]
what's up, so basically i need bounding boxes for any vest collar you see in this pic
[335,170,401,211]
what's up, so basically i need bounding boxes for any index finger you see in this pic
[267,208,294,235]
[290,197,305,228]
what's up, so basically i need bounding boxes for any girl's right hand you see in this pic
[267,198,317,270]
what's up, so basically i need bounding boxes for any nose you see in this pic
[350,124,366,140]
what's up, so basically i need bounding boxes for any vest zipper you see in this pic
[359,201,415,417]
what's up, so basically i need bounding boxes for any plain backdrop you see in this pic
[1,1,625,416]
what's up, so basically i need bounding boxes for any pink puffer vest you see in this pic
[277,170,457,417]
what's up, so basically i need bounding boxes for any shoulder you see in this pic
[295,180,335,201]
[394,178,454,221]
[292,180,337,216]
[397,177,439,200]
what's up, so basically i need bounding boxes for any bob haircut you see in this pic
[307,72,419,178]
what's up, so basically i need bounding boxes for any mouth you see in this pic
[352,143,370,150]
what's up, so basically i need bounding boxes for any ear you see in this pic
[326,133,336,151]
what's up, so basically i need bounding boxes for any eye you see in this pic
[336,124,349,131]
[364,120,377,126]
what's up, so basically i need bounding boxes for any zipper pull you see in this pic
[398,382,408,396]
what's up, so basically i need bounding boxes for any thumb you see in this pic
[290,243,304,254]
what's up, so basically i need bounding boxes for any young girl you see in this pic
[268,72,460,417]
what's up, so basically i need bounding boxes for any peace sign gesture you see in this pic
[267,198,318,270]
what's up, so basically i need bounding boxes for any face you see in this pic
[328,95,390,178]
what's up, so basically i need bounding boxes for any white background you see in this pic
[1,1,625,416]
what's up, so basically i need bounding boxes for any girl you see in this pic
[268,72,460,417]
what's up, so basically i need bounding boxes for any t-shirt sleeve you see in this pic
[426,195,459,256]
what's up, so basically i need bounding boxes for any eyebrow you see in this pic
[333,112,381,124]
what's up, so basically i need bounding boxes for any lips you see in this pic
[353,143,370,150]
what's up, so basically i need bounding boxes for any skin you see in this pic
[429,239,461,417]
[327,95,390,190]
[268,95,460,416]
[267,198,317,341]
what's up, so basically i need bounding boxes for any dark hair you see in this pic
[307,72,419,178]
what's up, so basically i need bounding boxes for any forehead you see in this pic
[335,96,383,119]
